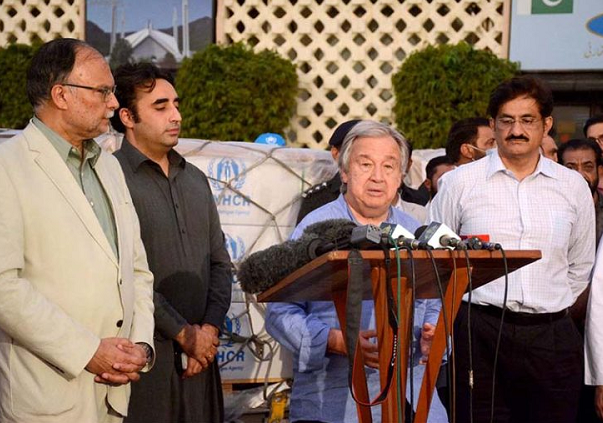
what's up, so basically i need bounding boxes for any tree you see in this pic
[159,52,178,69]
[109,38,133,70]
[392,42,519,149]
[0,43,39,129]
[176,42,298,142]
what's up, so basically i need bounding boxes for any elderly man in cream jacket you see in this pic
[0,38,154,422]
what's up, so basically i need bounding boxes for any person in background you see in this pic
[445,117,496,166]
[296,120,360,224]
[392,180,428,222]
[558,138,603,244]
[423,155,455,200]
[400,139,431,206]
[0,38,155,422]
[540,126,558,161]
[585,115,603,150]
[111,62,232,423]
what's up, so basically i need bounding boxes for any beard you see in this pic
[589,177,599,196]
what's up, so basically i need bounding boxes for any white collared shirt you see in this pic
[586,245,603,384]
[429,151,595,313]
[394,195,427,223]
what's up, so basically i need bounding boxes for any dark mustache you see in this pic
[505,135,529,142]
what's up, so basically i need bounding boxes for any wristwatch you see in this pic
[137,342,154,364]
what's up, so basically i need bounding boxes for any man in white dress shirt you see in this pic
[430,76,594,423]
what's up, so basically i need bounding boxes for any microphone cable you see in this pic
[219,301,277,402]
[389,234,417,423]
[448,249,458,423]
[383,235,405,423]
[426,247,453,422]
[489,247,509,423]
[406,245,417,423]
[407,245,417,423]
[347,245,400,409]
[462,248,474,423]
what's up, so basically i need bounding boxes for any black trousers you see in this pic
[125,339,224,423]
[453,303,583,423]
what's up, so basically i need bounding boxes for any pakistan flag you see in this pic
[517,0,573,14]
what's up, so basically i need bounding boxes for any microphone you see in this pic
[414,225,427,239]
[380,222,429,250]
[237,233,317,294]
[238,219,377,293]
[307,224,382,259]
[464,236,502,251]
[302,219,359,259]
[302,219,359,238]
[416,222,465,250]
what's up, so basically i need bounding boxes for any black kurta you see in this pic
[115,139,232,423]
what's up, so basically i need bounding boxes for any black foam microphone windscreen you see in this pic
[302,218,358,240]
[237,233,318,294]
[237,219,359,294]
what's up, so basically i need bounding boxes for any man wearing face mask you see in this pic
[445,117,496,166]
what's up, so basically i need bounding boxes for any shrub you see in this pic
[0,43,39,129]
[176,42,298,142]
[392,42,519,149]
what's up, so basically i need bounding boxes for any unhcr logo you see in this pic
[221,315,242,348]
[208,158,247,192]
[224,233,246,263]
[209,158,251,210]
[517,0,573,15]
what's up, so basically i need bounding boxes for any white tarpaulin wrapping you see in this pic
[6,128,441,382]
[99,133,340,381]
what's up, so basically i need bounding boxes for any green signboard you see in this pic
[531,0,573,14]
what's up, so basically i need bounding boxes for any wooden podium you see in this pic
[257,249,541,423]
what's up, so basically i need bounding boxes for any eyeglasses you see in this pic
[496,116,542,130]
[62,83,116,102]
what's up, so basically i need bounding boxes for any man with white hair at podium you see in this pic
[266,120,446,423]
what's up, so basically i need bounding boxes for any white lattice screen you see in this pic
[0,0,510,149]
[217,0,510,148]
[0,0,84,46]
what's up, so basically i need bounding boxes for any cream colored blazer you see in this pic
[0,123,154,422]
